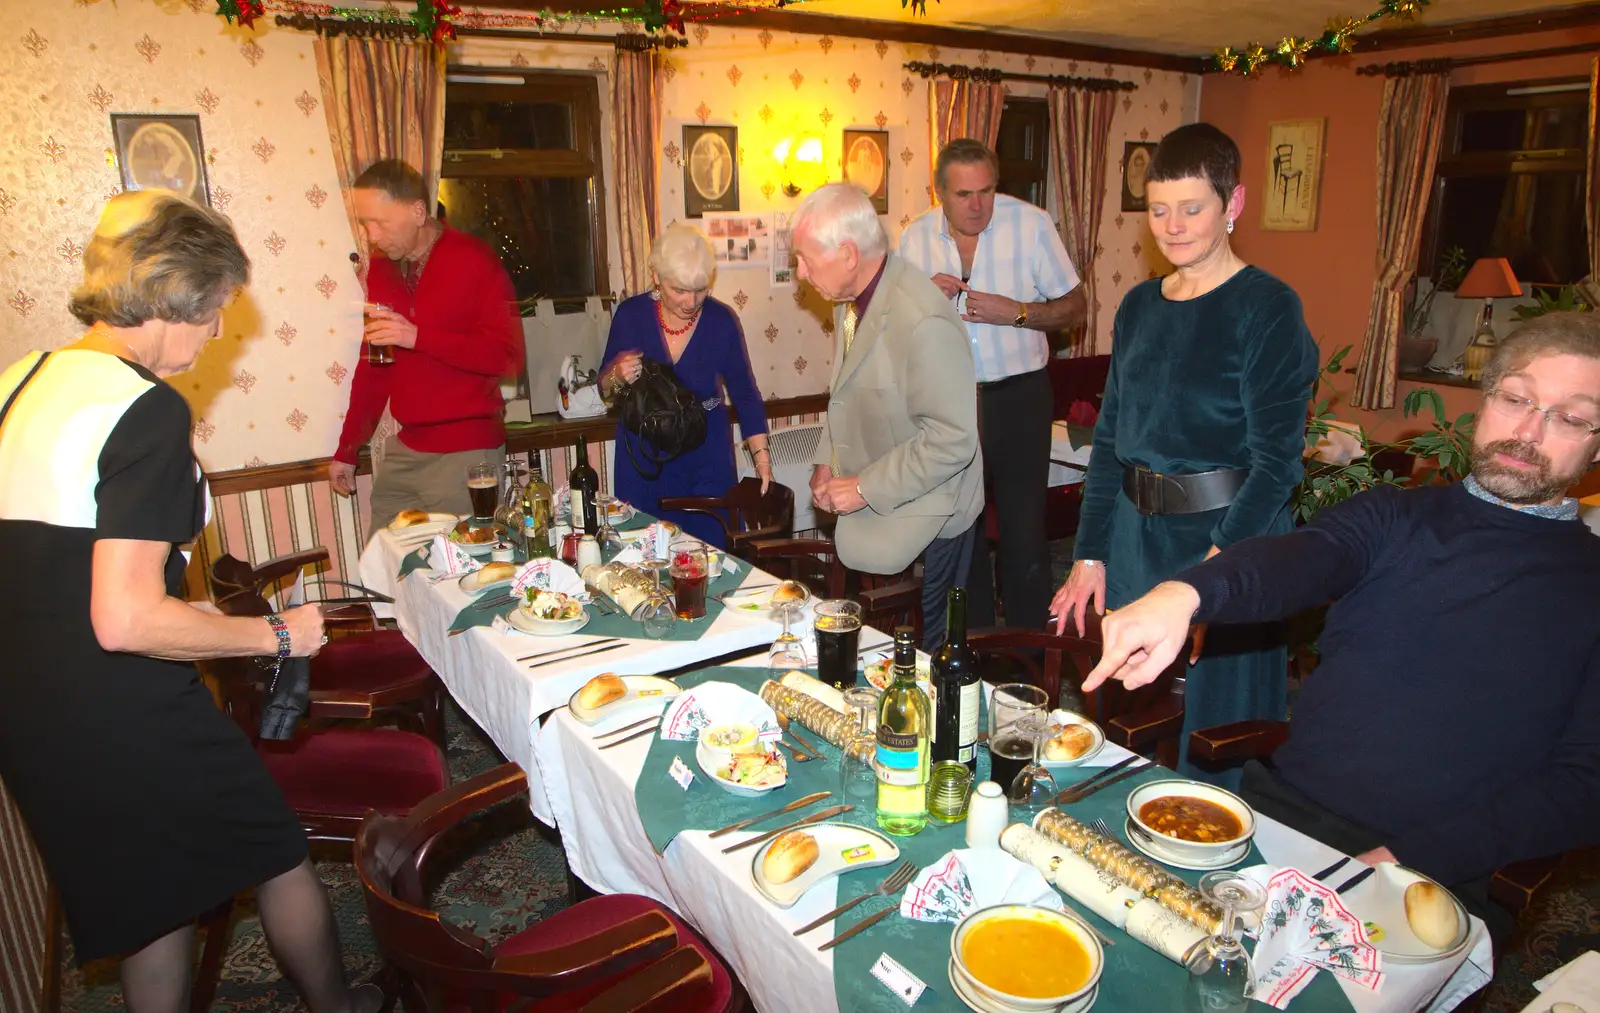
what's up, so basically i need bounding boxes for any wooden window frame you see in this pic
[995,97,1050,208]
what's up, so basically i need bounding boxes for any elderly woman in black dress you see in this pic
[0,191,378,1012]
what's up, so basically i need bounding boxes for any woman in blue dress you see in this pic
[1051,123,1318,784]
[599,225,772,547]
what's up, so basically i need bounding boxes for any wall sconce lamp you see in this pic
[1454,257,1522,382]
[773,136,825,197]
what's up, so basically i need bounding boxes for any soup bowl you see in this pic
[950,903,1103,1011]
[1125,779,1256,865]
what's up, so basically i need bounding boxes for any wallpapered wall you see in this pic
[0,3,1196,471]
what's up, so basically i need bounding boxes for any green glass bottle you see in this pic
[875,625,930,836]
[522,457,554,559]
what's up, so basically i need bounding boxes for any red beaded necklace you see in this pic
[656,298,701,337]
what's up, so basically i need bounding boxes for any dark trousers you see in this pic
[920,519,978,651]
[968,368,1053,631]
[1240,760,1513,945]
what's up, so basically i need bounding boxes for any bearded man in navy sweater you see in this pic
[1078,312,1600,938]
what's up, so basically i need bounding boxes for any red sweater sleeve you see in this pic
[335,301,395,465]
[411,239,523,378]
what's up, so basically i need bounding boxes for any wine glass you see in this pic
[1184,871,1269,1012]
[838,686,881,805]
[639,590,677,639]
[595,489,622,549]
[1006,712,1058,818]
[768,602,808,671]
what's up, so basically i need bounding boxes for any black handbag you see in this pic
[616,359,707,480]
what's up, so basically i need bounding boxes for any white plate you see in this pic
[602,501,637,525]
[695,739,786,797]
[1124,817,1250,872]
[450,537,499,558]
[862,656,932,690]
[1341,863,1472,964]
[948,960,1098,1013]
[719,582,812,618]
[567,675,682,729]
[505,605,590,636]
[458,570,514,596]
[1039,710,1105,771]
[750,822,900,908]
[388,511,457,535]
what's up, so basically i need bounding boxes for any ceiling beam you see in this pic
[1349,1,1600,54]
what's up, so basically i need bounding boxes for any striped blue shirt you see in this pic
[898,194,1081,382]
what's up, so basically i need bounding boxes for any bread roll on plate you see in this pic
[771,581,809,604]
[576,674,627,710]
[762,830,820,884]
[1403,881,1461,949]
[1044,724,1096,761]
[391,509,432,528]
[474,561,517,585]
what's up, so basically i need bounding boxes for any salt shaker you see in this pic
[575,533,603,572]
[965,781,1009,849]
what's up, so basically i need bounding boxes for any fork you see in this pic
[774,740,814,763]
[776,713,823,760]
[1091,817,1116,839]
[792,859,918,936]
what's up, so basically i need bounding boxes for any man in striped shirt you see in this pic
[899,139,1087,631]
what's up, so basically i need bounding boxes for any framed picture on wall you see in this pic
[683,124,739,217]
[842,129,889,214]
[110,113,211,207]
[1120,142,1158,213]
[1261,118,1326,232]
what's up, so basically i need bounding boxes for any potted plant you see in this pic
[1512,283,1593,321]
[1399,245,1467,373]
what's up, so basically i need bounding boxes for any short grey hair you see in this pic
[69,189,250,327]
[649,223,716,290]
[791,183,886,260]
[1482,311,1600,393]
[934,139,999,193]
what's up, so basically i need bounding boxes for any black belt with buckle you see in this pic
[1123,466,1249,516]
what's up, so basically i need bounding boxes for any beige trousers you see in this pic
[366,440,507,542]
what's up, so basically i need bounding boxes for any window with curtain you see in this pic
[439,71,610,307]
[1419,76,1591,286]
[995,97,1050,207]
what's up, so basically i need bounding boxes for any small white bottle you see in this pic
[965,781,1009,849]
[575,533,603,572]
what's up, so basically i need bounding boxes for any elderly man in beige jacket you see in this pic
[794,183,984,648]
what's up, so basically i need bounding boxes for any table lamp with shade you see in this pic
[1454,257,1522,382]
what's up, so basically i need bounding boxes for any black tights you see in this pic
[119,858,380,1013]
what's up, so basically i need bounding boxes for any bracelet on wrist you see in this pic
[264,613,291,659]
[1078,559,1102,568]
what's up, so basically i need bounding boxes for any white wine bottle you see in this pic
[875,625,930,836]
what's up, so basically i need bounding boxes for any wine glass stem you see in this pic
[1031,724,1045,766]
[1217,899,1237,949]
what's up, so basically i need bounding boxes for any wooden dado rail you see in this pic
[192,394,828,598]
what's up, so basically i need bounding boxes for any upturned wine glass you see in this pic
[767,602,807,671]
[1006,712,1058,819]
[1184,870,1268,1012]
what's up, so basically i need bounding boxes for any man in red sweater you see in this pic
[328,160,523,538]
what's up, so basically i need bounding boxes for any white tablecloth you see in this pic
[1050,421,1093,488]
[358,527,784,822]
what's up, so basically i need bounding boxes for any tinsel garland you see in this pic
[1214,0,1431,75]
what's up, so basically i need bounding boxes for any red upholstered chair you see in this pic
[211,549,446,747]
[658,477,795,554]
[357,763,748,1012]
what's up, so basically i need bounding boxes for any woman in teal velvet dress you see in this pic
[1051,123,1317,784]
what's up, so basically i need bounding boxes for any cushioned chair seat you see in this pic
[447,893,734,1012]
[310,629,433,694]
[257,728,448,815]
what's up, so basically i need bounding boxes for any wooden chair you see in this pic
[745,536,924,639]
[658,477,794,554]
[211,549,446,747]
[1189,720,1566,914]
[356,762,748,1012]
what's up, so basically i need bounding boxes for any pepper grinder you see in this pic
[965,781,1009,849]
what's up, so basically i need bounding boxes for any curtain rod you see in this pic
[272,15,687,48]
[1355,42,1599,77]
[904,59,1137,91]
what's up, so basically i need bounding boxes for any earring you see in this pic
[1227,218,1235,235]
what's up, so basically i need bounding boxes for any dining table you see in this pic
[359,514,1495,1013]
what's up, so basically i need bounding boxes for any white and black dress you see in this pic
[0,349,305,962]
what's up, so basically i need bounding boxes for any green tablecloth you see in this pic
[627,666,1356,1013]
[446,563,744,640]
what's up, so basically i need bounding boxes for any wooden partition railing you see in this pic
[191,395,827,599]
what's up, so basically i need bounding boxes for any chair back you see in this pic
[0,776,56,1013]
[745,535,921,634]
[721,477,794,550]
[355,764,688,1012]
[969,615,1181,723]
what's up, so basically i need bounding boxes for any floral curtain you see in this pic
[1583,57,1599,307]
[1047,84,1117,356]
[929,77,1005,186]
[313,36,447,276]
[1352,68,1450,410]
[611,40,663,296]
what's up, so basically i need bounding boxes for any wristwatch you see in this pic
[1013,303,1029,327]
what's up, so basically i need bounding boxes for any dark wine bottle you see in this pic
[569,434,600,536]
[930,587,979,774]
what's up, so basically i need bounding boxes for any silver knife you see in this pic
[818,905,895,952]
[596,722,660,750]
[708,792,833,839]
[591,715,661,741]
[526,642,627,670]
[720,805,853,854]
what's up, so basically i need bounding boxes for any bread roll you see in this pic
[576,674,627,710]
[771,581,809,604]
[1044,724,1096,761]
[762,830,820,884]
[1404,881,1460,949]
[392,509,431,528]
[475,561,517,585]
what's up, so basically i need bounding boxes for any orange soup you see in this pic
[1138,795,1243,843]
[960,915,1091,999]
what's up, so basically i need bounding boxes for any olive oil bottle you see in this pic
[875,626,930,836]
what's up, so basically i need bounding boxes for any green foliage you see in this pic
[1512,284,1594,321]
[1404,245,1468,338]
[1291,345,1476,524]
